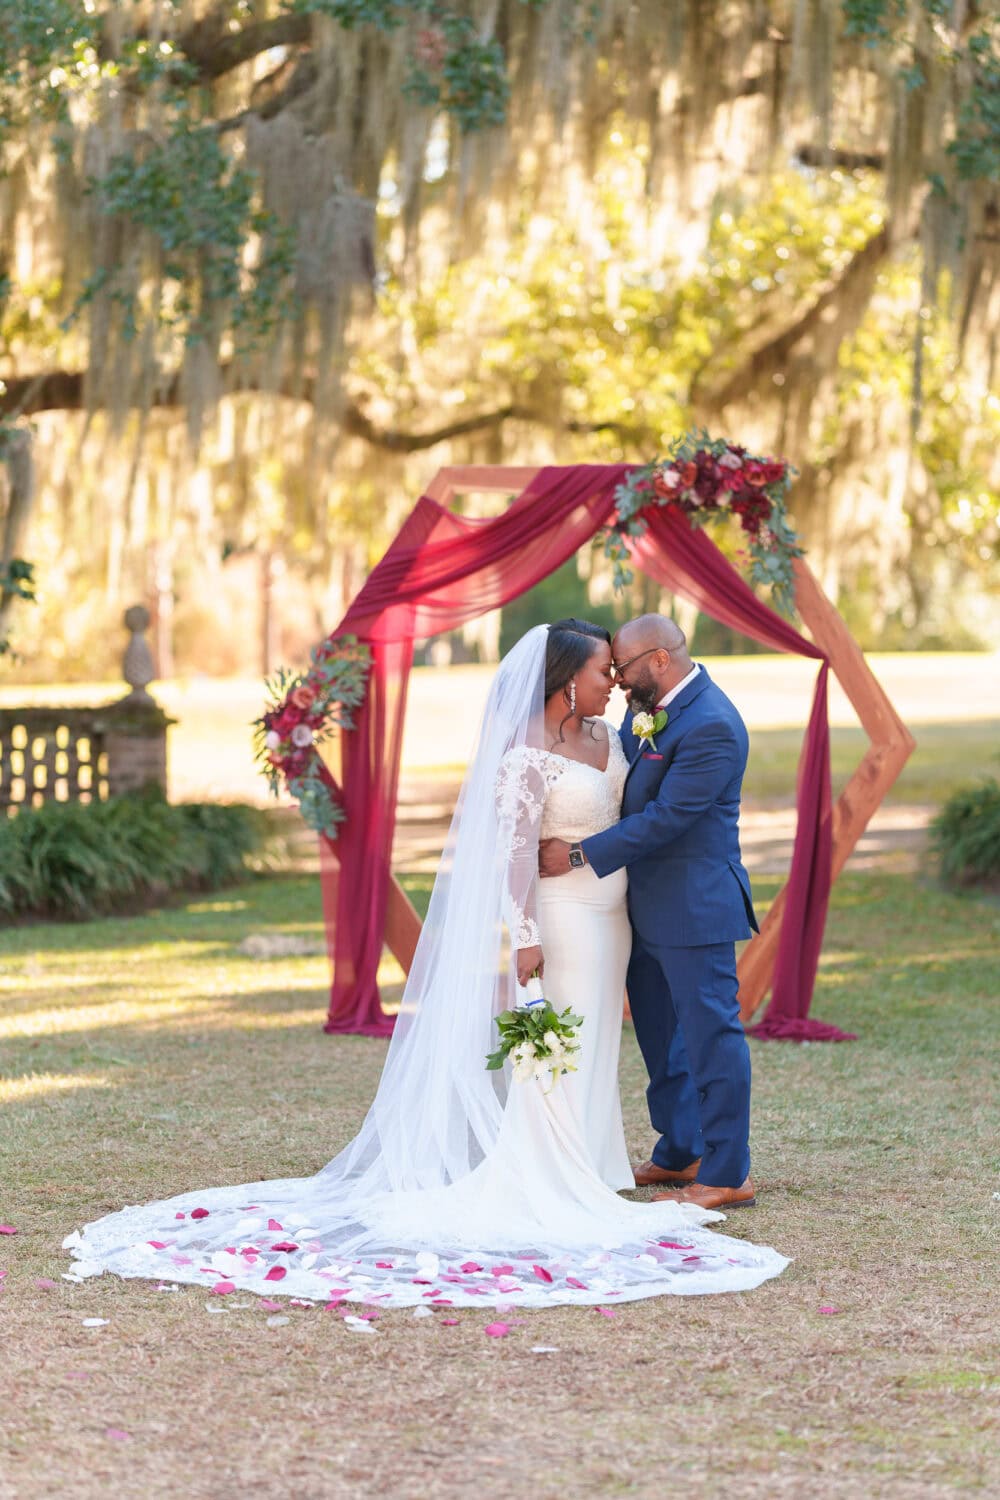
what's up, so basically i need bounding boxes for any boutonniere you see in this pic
[631,709,668,748]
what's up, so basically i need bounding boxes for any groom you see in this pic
[539,614,759,1211]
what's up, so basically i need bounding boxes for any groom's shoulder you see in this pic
[685,671,748,733]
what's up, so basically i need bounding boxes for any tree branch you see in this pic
[179,11,312,83]
[0,370,644,448]
[794,143,886,171]
[690,223,894,413]
[99,6,313,86]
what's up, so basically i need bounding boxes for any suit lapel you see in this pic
[622,668,713,788]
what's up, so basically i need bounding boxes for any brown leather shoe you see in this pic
[633,1158,702,1188]
[651,1176,756,1210]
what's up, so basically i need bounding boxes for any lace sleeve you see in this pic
[494,747,553,950]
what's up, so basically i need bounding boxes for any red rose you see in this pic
[653,472,679,499]
[273,706,300,737]
[744,461,768,488]
[679,461,698,487]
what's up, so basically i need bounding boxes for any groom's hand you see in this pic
[539,838,572,877]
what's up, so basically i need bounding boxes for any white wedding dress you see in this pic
[65,629,788,1306]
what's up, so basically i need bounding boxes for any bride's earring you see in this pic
[569,680,577,714]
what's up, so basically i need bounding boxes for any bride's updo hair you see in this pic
[544,618,611,702]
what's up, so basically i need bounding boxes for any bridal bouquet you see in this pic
[486,983,583,1089]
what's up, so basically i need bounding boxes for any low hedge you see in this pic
[929,777,1000,889]
[0,789,270,920]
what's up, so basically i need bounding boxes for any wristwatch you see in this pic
[568,842,586,869]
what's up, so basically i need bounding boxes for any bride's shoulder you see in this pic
[583,717,611,741]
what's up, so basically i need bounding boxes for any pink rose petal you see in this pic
[211,1281,236,1295]
[264,1266,286,1282]
[258,1299,284,1311]
[566,1278,587,1290]
[595,1307,617,1318]
[270,1242,299,1253]
[490,1265,514,1277]
[175,1213,186,1220]
[375,1261,394,1269]
[35,1278,58,1289]
[190,1208,210,1221]
[0,1226,17,1235]
[442,1318,460,1325]
[105,1428,130,1442]
[532,1265,553,1283]
[267,1219,283,1231]
[484,1322,510,1337]
[459,1262,483,1273]
[147,1241,167,1250]
[818,1305,841,1315]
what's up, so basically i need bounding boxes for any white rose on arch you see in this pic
[290,724,314,748]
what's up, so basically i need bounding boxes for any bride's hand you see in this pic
[516,945,544,986]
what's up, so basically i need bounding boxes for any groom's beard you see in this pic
[627,669,661,714]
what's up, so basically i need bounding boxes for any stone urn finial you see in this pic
[121,604,157,704]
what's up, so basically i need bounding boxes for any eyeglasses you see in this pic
[611,646,664,682]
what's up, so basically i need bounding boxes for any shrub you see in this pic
[0,789,270,921]
[930,778,1000,888]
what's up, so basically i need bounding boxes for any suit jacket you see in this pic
[581,668,759,948]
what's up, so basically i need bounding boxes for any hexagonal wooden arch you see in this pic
[375,465,917,1021]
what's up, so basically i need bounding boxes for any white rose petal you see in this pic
[343,1315,378,1334]
[81,1317,109,1327]
[290,724,313,748]
[265,730,282,751]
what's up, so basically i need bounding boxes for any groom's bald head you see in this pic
[612,614,692,710]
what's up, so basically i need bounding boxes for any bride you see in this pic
[65,621,788,1306]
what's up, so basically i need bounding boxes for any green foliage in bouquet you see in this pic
[0,789,268,920]
[486,1002,583,1079]
[930,778,1000,888]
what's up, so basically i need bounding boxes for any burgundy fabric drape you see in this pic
[319,465,854,1042]
[632,510,853,1041]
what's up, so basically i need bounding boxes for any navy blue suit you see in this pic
[581,668,759,1187]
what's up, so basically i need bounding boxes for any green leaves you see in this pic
[88,118,294,347]
[930,778,1000,888]
[0,790,268,919]
[485,1002,583,1073]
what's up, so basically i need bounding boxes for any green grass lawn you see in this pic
[2,871,998,1497]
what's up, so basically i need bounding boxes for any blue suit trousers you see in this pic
[626,935,752,1187]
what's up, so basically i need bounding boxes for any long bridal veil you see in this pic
[66,625,789,1306]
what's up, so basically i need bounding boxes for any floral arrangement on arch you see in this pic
[603,431,802,614]
[252,637,370,837]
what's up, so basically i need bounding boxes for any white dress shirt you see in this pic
[656,662,701,712]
